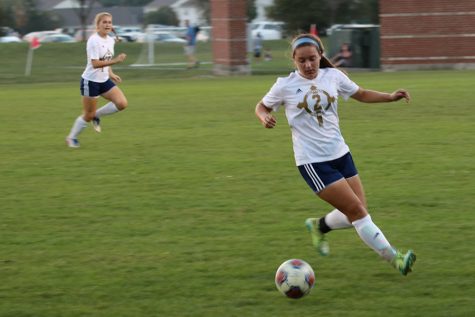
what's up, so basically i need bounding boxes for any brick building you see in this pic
[210,0,250,75]
[379,0,475,70]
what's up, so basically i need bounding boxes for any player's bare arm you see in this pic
[351,88,410,103]
[255,101,276,128]
[91,53,127,69]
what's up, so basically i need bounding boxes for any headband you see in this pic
[292,37,320,51]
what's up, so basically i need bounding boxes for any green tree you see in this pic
[195,0,256,24]
[268,0,379,35]
[75,0,97,41]
[350,0,379,23]
[246,0,257,22]
[267,0,330,35]
[5,0,62,34]
[195,0,210,23]
[329,0,378,24]
[0,1,16,33]
[144,5,179,26]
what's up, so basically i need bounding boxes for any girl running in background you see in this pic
[66,12,128,148]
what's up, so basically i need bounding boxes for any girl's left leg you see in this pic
[317,178,396,259]
[66,96,97,147]
[306,175,365,254]
[92,86,128,132]
[318,179,416,275]
[319,174,367,229]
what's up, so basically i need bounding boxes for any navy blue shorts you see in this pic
[80,78,115,97]
[298,152,358,193]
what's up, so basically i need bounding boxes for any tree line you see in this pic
[268,0,378,35]
[0,0,378,36]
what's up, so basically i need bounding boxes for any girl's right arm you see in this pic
[255,101,276,129]
[91,53,127,69]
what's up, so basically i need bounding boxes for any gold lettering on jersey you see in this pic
[99,49,114,72]
[297,85,335,127]
[321,91,336,110]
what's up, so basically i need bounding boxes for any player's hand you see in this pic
[263,114,276,129]
[110,73,122,83]
[391,89,410,103]
[115,53,127,63]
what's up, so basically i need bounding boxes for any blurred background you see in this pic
[2,0,473,77]
[0,0,381,75]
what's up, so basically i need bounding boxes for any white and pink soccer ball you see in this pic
[275,259,315,299]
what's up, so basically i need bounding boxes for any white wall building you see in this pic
[149,0,276,26]
[253,0,274,22]
[144,0,206,26]
[171,0,206,26]
[143,0,177,14]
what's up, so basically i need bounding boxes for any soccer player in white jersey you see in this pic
[66,12,128,148]
[255,33,416,275]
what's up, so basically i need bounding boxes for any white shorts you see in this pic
[184,45,196,55]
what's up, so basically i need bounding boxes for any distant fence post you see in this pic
[25,37,41,76]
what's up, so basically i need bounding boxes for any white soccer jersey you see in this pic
[81,33,115,83]
[262,68,359,165]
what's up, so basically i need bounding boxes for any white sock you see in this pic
[325,209,352,229]
[95,102,119,118]
[352,215,396,262]
[67,116,88,139]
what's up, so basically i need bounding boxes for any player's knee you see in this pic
[83,112,95,122]
[345,203,368,222]
[116,98,128,110]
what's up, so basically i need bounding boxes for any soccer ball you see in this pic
[275,259,315,299]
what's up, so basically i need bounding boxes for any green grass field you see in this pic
[0,40,296,84]
[1,41,474,316]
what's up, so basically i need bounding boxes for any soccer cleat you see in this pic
[305,218,330,256]
[66,137,80,148]
[391,250,416,276]
[92,117,101,133]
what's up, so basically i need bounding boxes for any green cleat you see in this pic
[305,218,330,256]
[391,250,416,276]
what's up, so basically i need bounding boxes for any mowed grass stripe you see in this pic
[0,70,474,316]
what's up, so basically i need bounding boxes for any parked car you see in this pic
[74,28,94,41]
[74,28,127,42]
[0,35,22,43]
[23,30,61,42]
[152,32,187,43]
[115,26,144,42]
[251,21,284,40]
[138,31,186,44]
[1,26,19,37]
[144,24,175,33]
[196,27,210,42]
[41,33,76,43]
[144,24,211,42]
[325,24,379,36]
[144,25,186,39]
